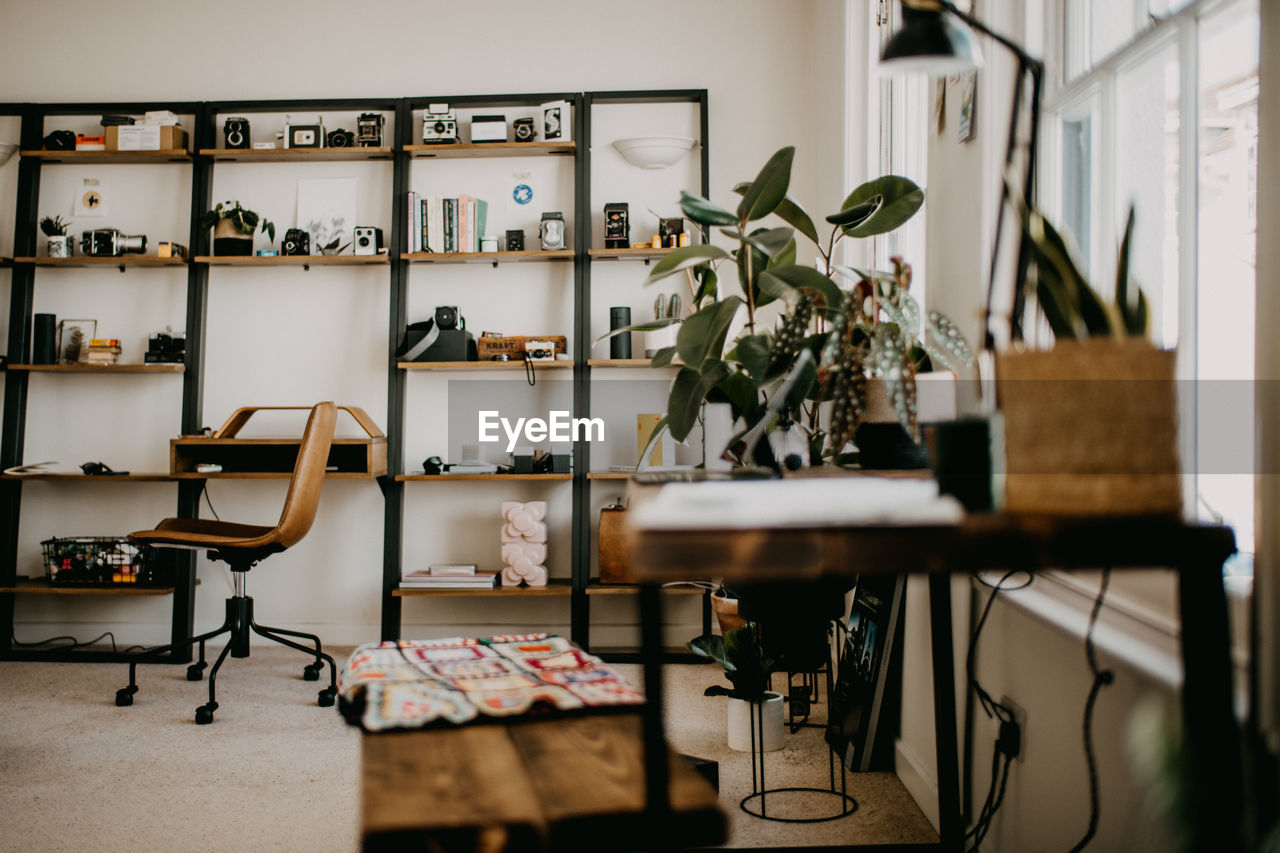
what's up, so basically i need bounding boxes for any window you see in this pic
[1044,0,1260,568]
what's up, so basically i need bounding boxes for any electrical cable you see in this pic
[1067,568,1114,853]
[201,480,220,521]
[10,629,146,655]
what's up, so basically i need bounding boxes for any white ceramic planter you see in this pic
[46,235,73,258]
[727,691,785,752]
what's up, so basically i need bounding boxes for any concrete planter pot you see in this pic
[727,691,785,752]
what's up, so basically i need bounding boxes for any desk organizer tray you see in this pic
[41,536,170,586]
[338,633,645,732]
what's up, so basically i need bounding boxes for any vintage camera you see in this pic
[81,228,146,258]
[357,113,384,147]
[470,115,507,143]
[505,230,525,252]
[524,339,557,362]
[283,117,325,149]
[435,305,461,331]
[145,330,186,364]
[353,226,383,255]
[326,128,355,148]
[539,212,566,251]
[157,241,188,259]
[44,130,76,151]
[281,228,310,256]
[396,307,474,362]
[422,104,458,144]
[223,116,250,149]
[604,202,629,249]
[513,117,536,143]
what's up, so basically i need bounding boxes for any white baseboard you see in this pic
[895,737,940,832]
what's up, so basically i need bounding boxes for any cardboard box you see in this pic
[475,335,567,361]
[105,125,187,152]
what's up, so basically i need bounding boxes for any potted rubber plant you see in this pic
[40,215,72,258]
[688,623,784,751]
[201,200,275,256]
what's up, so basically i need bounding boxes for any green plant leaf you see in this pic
[667,361,732,441]
[676,297,743,368]
[714,370,761,420]
[592,317,680,347]
[838,175,924,238]
[637,414,670,468]
[679,191,738,226]
[693,266,718,307]
[783,352,819,410]
[924,310,975,371]
[735,242,770,306]
[734,334,771,384]
[646,244,731,284]
[826,197,880,227]
[732,182,820,245]
[744,226,794,257]
[737,147,795,223]
[262,220,276,243]
[1114,205,1149,337]
[759,264,844,309]
[769,237,797,271]
[650,345,678,367]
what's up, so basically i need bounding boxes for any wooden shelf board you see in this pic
[588,247,677,261]
[14,256,188,268]
[21,149,191,164]
[9,363,184,373]
[198,146,393,162]
[168,471,380,480]
[402,250,574,264]
[586,583,706,596]
[587,472,634,480]
[405,141,576,159]
[193,254,389,266]
[399,360,574,371]
[587,358,681,368]
[394,578,573,597]
[0,577,176,596]
[1,472,174,482]
[397,473,572,482]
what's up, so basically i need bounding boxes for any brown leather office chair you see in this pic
[115,401,338,724]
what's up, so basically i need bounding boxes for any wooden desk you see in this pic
[361,713,725,852]
[628,505,1241,852]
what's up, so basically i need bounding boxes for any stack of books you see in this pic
[406,192,488,254]
[400,564,497,590]
[86,338,121,365]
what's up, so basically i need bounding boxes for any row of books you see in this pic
[400,563,497,589]
[406,192,489,254]
[86,338,122,365]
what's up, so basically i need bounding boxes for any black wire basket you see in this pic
[41,537,170,587]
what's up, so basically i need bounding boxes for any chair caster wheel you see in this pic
[303,663,321,681]
[115,687,135,707]
[195,704,215,725]
[318,687,336,708]
[186,663,206,681]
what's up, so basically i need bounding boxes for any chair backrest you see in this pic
[274,401,337,549]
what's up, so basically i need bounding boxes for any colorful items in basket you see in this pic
[338,633,644,732]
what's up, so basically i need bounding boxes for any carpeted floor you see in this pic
[0,647,936,851]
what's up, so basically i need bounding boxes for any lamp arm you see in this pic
[933,0,1044,72]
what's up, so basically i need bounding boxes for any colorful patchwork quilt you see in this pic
[338,633,646,732]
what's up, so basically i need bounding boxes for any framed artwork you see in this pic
[57,318,96,364]
[297,177,357,255]
[958,69,978,143]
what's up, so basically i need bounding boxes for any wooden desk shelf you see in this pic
[393,578,573,597]
[399,360,574,371]
[0,577,179,596]
[13,256,188,269]
[198,146,393,162]
[1,472,174,481]
[404,141,576,159]
[397,473,572,482]
[170,405,387,478]
[21,149,191,164]
[588,247,677,262]
[402,250,574,264]
[9,363,184,374]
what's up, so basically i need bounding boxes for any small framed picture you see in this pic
[57,318,97,364]
[540,100,571,143]
[958,69,977,143]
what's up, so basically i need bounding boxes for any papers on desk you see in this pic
[629,476,964,530]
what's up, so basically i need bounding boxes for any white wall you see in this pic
[0,0,848,647]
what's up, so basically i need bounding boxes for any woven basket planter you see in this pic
[996,339,1182,516]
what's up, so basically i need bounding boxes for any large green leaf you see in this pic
[736,242,770,306]
[679,191,738,226]
[676,296,743,368]
[646,244,731,284]
[759,264,844,309]
[783,353,819,410]
[825,198,880,228]
[838,175,924,238]
[733,183,819,245]
[592,316,680,346]
[1115,205,1149,337]
[637,415,670,469]
[737,147,795,223]
[650,345,678,367]
[693,266,718,307]
[667,360,732,441]
[714,370,761,420]
[743,226,795,257]
[769,238,797,271]
[734,334,771,384]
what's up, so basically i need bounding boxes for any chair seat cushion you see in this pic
[129,517,278,549]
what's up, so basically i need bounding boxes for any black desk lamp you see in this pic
[881,0,1044,350]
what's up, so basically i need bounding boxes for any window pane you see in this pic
[1115,45,1180,346]
[1090,0,1138,66]
[1061,114,1093,272]
[1196,1,1258,557]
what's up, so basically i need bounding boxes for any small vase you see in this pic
[213,219,253,256]
[727,691,785,752]
[46,235,73,258]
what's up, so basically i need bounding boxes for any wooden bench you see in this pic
[361,713,724,852]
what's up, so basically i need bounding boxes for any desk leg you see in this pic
[1177,563,1244,851]
[929,574,963,851]
[639,584,672,840]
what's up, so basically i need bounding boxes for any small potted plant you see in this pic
[40,215,72,258]
[201,200,275,256]
[688,623,784,752]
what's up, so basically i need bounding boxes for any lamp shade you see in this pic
[879,5,984,77]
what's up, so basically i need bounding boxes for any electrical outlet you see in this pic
[999,695,1027,763]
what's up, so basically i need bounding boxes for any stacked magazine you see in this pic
[399,564,497,590]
